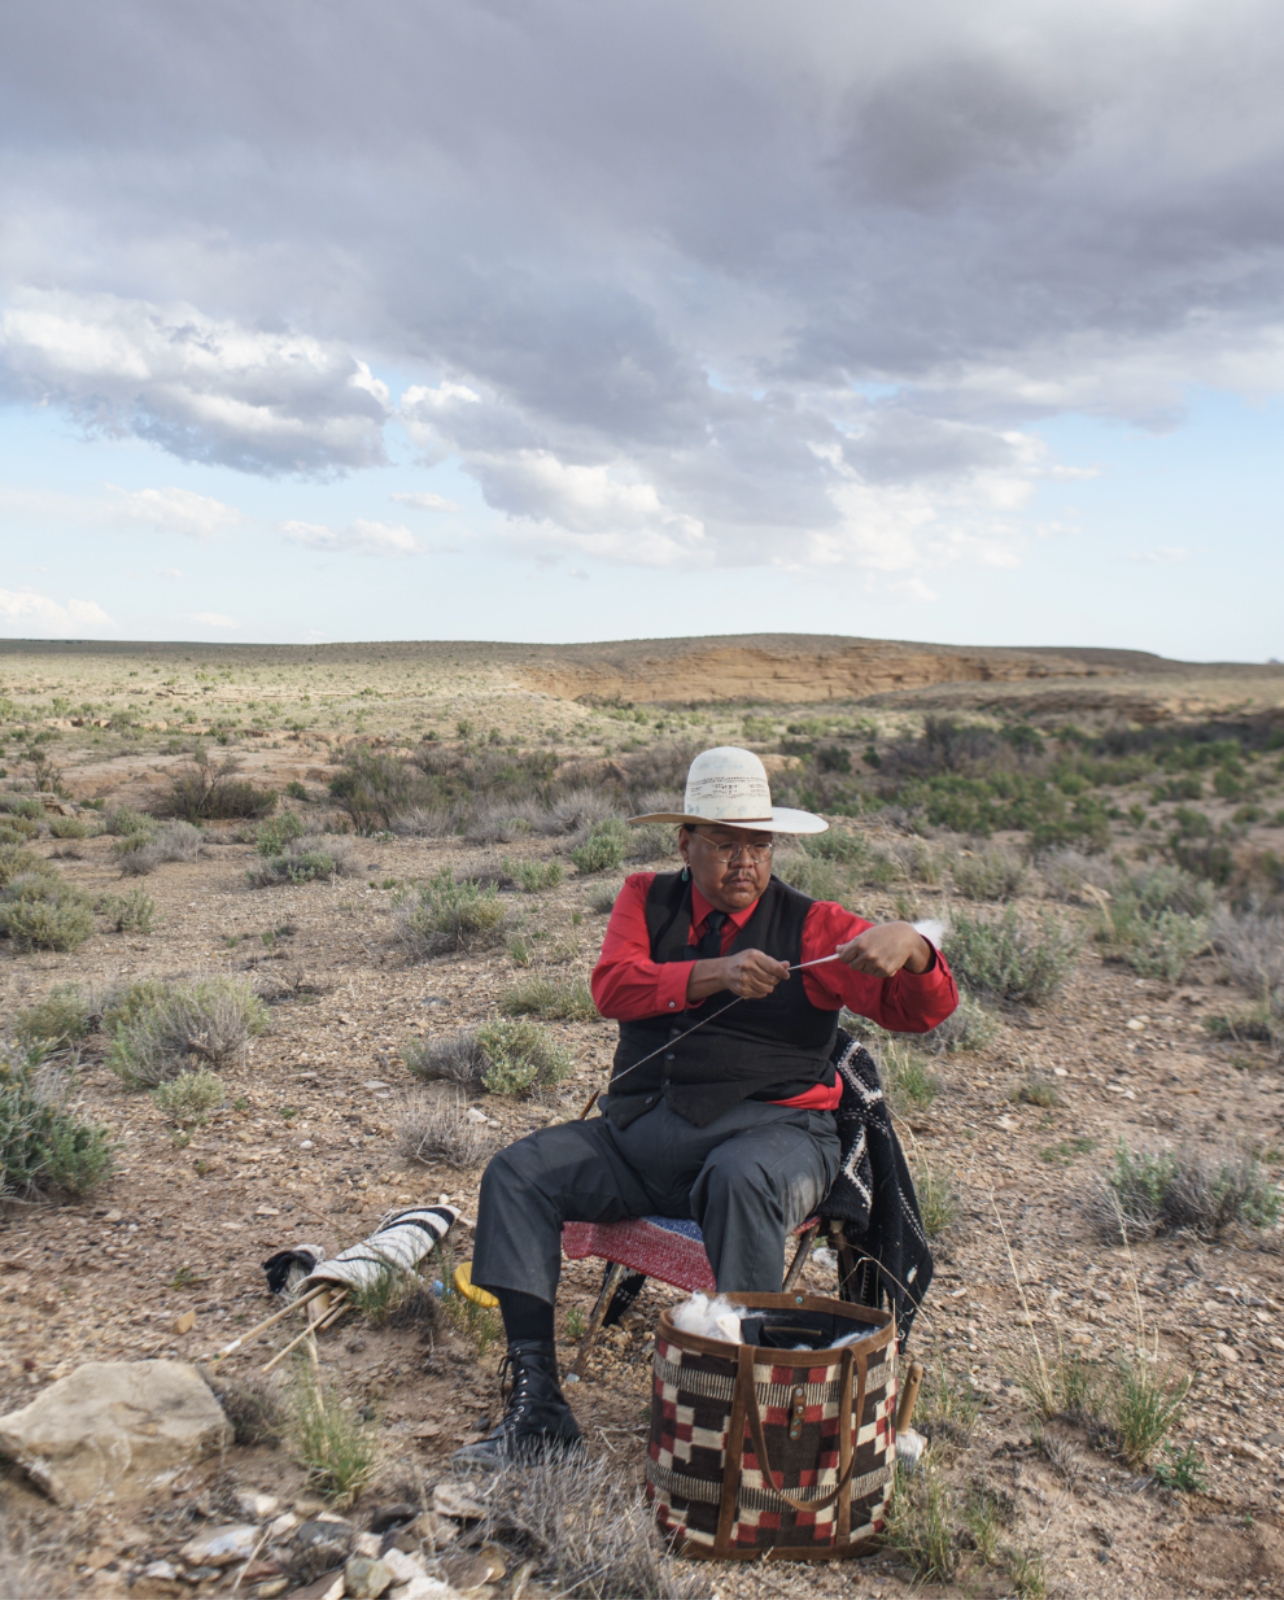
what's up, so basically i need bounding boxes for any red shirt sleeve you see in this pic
[798,900,958,1032]
[591,872,696,1021]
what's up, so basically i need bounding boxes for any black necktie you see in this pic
[694,910,727,960]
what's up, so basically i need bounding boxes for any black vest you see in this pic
[605,872,839,1129]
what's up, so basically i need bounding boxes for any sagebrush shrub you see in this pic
[14,986,92,1052]
[0,845,54,889]
[945,906,1081,1005]
[151,1068,226,1126]
[923,991,1000,1054]
[116,819,203,876]
[509,859,564,892]
[97,887,157,933]
[626,823,678,863]
[394,869,506,955]
[48,816,91,840]
[0,873,96,952]
[107,976,269,1087]
[475,1018,572,1095]
[539,787,618,837]
[328,748,427,832]
[800,828,868,864]
[104,804,151,837]
[0,1051,114,1198]
[247,834,358,888]
[570,818,629,874]
[256,812,306,856]
[402,1031,488,1090]
[950,845,1028,902]
[1212,909,1284,1002]
[1101,1141,1281,1240]
[589,881,623,915]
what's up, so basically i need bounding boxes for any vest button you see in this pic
[669,1029,680,1038]
[665,1053,675,1061]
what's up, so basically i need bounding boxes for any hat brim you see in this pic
[626,807,829,835]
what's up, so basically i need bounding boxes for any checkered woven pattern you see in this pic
[645,1297,897,1560]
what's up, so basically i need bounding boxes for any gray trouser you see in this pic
[471,1098,841,1304]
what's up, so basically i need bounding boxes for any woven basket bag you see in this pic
[645,1291,897,1561]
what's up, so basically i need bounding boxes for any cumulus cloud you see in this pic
[0,291,390,476]
[109,484,242,538]
[189,611,239,629]
[1,0,1283,577]
[0,587,113,635]
[281,519,419,556]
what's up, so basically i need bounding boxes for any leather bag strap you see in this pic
[740,1347,866,1517]
[714,1345,754,1555]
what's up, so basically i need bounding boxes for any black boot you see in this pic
[452,1339,583,1470]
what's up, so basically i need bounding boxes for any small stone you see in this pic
[432,1482,485,1522]
[345,1554,395,1598]
[179,1524,259,1567]
[440,1546,505,1590]
[408,1511,457,1550]
[381,1549,429,1585]
[300,1139,315,1150]
[290,1575,346,1600]
[352,1532,383,1559]
[387,1578,461,1600]
[411,1422,441,1439]
[267,1512,300,1540]
[141,1562,178,1581]
[173,1310,196,1335]
[236,1490,280,1520]
[1215,1342,1240,1363]
[252,1582,289,1599]
[293,1516,355,1580]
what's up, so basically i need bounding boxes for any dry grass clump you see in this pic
[500,973,598,1021]
[14,984,93,1053]
[106,975,269,1087]
[1096,866,1214,982]
[116,818,203,876]
[944,907,1081,1006]
[508,858,564,892]
[538,786,618,838]
[96,886,158,932]
[403,1020,570,1095]
[467,796,546,843]
[394,869,506,956]
[289,1366,379,1509]
[950,845,1028,901]
[404,1029,489,1090]
[1098,1142,1281,1240]
[876,1038,940,1113]
[247,834,360,887]
[589,880,624,914]
[1039,846,1118,901]
[0,871,96,952]
[472,1456,707,1600]
[395,1089,494,1168]
[1213,907,1284,1002]
[912,1157,958,1237]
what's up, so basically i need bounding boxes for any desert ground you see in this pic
[2,634,1284,1600]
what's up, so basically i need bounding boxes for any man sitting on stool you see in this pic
[456,746,958,1467]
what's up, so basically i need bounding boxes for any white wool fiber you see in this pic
[670,1292,747,1343]
[913,918,945,948]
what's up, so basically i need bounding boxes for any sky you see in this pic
[1,0,1282,660]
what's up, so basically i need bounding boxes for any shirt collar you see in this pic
[690,883,758,935]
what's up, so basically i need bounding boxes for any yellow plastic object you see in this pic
[454,1261,499,1309]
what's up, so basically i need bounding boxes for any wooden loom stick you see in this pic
[896,1361,925,1433]
[202,1282,331,1363]
[261,1293,350,1374]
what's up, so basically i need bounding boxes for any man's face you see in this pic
[679,824,775,913]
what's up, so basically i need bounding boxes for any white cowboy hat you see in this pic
[628,746,828,835]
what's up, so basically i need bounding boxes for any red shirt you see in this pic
[591,873,959,1110]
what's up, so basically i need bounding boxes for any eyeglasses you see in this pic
[694,835,774,863]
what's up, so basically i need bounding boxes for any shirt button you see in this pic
[668,1001,676,1009]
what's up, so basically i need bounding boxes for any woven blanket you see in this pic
[822,1031,933,1347]
[262,1206,458,1298]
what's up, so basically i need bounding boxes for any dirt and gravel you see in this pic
[2,638,1284,1598]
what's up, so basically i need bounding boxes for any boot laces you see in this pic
[496,1352,535,1424]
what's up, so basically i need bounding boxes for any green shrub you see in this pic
[945,907,1081,1005]
[509,859,564,892]
[0,1051,115,1198]
[97,888,157,933]
[886,1461,954,1584]
[879,1039,939,1113]
[923,991,1000,1054]
[163,745,276,821]
[588,881,623,915]
[800,829,867,864]
[107,976,269,1087]
[776,853,848,902]
[500,974,599,1022]
[913,1158,958,1237]
[289,1369,378,1509]
[14,986,92,1052]
[256,812,306,856]
[1102,1142,1281,1240]
[1110,1356,1191,1470]
[101,979,168,1039]
[0,873,96,952]
[151,1068,226,1127]
[48,816,90,840]
[950,845,1028,901]
[475,1018,572,1095]
[570,818,629,875]
[328,748,427,832]
[247,835,358,888]
[626,823,677,862]
[394,869,506,955]
[0,795,44,820]
[0,822,35,845]
[285,780,310,801]
[104,804,151,837]
[0,845,53,888]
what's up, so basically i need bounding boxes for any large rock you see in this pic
[0,1359,232,1506]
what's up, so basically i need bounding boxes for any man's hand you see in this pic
[836,921,931,978]
[687,948,791,1003]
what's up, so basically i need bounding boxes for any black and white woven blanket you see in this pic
[821,1031,934,1349]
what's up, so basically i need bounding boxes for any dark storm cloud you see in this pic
[1,0,1283,568]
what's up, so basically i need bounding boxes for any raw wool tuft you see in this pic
[670,1292,747,1343]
